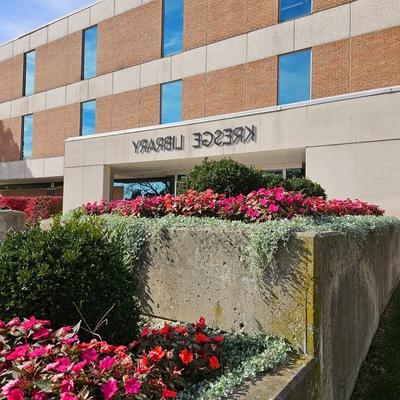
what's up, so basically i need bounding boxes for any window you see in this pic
[24,51,35,96]
[278,49,311,105]
[80,100,96,136]
[22,114,33,160]
[82,26,98,79]
[280,0,312,22]
[161,80,182,124]
[162,0,184,57]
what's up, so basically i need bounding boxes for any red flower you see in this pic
[179,349,193,365]
[209,355,220,369]
[195,332,210,343]
[162,388,177,398]
[141,326,151,337]
[160,323,170,335]
[148,346,165,363]
[196,316,206,330]
[9,389,24,400]
[214,336,224,343]
[174,326,188,334]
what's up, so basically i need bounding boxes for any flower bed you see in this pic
[82,188,383,221]
[0,196,62,224]
[0,317,290,400]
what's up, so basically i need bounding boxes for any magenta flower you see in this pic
[71,360,87,373]
[60,393,78,400]
[32,391,47,400]
[101,378,118,400]
[29,345,51,359]
[124,377,142,395]
[268,204,280,213]
[99,356,116,370]
[6,345,29,361]
[60,380,74,394]
[45,357,71,373]
[8,389,24,400]
[82,348,98,363]
[32,327,50,340]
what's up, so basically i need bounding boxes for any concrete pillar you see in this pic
[63,165,112,213]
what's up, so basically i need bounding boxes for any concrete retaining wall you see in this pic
[137,223,400,400]
[0,210,25,241]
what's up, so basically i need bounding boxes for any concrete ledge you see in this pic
[0,210,25,241]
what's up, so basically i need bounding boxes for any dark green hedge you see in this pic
[0,216,140,344]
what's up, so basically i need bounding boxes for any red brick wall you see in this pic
[183,74,206,120]
[0,117,22,162]
[350,26,400,92]
[0,59,13,103]
[35,32,82,93]
[313,0,353,13]
[312,39,351,99]
[139,85,160,127]
[32,104,80,158]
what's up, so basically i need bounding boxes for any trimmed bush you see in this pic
[0,216,140,344]
[177,159,266,196]
[285,176,326,198]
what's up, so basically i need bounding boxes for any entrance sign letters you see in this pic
[131,125,257,154]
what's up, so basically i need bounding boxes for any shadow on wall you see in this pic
[0,120,20,162]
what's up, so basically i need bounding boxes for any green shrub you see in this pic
[0,216,140,344]
[285,176,326,198]
[177,159,266,196]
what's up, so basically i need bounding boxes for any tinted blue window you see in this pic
[22,114,33,160]
[83,26,97,79]
[161,80,182,124]
[81,100,96,136]
[280,0,311,22]
[24,51,35,96]
[163,0,183,57]
[278,49,311,105]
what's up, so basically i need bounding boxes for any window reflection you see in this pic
[163,0,184,57]
[280,0,312,22]
[83,26,97,79]
[278,49,311,105]
[114,177,175,200]
[24,51,35,96]
[81,100,96,136]
[22,114,33,160]
[161,80,182,124]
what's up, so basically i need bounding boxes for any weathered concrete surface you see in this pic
[230,356,319,400]
[137,223,400,400]
[0,210,25,241]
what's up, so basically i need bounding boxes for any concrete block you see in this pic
[103,134,130,164]
[82,165,111,204]
[90,0,115,25]
[351,0,400,36]
[43,156,64,177]
[46,86,66,109]
[207,34,247,72]
[68,8,91,35]
[7,161,26,180]
[25,158,44,178]
[113,65,140,94]
[0,101,11,120]
[171,47,207,80]
[0,211,25,242]
[83,137,106,166]
[0,162,9,180]
[66,80,89,105]
[247,21,294,62]
[63,167,83,212]
[48,18,69,42]
[65,140,84,168]
[260,107,307,150]
[307,99,356,146]
[306,143,357,199]
[295,4,351,50]
[356,91,400,142]
[115,0,141,15]
[357,140,400,216]
[140,58,172,88]
[0,42,13,63]
[10,98,28,118]
[29,27,48,50]
[27,92,46,114]
[13,36,30,56]
[88,74,113,99]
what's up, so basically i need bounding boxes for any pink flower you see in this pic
[99,356,116,370]
[268,203,280,213]
[32,328,50,340]
[60,380,74,394]
[1,380,20,396]
[32,391,47,400]
[101,378,118,400]
[0,320,5,328]
[6,318,21,328]
[124,378,142,395]
[45,357,71,373]
[29,345,51,359]
[8,389,24,400]
[6,344,29,360]
[60,394,78,400]
[82,348,98,363]
[71,360,87,373]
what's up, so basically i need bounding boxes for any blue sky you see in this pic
[0,0,96,44]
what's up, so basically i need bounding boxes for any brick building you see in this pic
[0,0,399,214]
